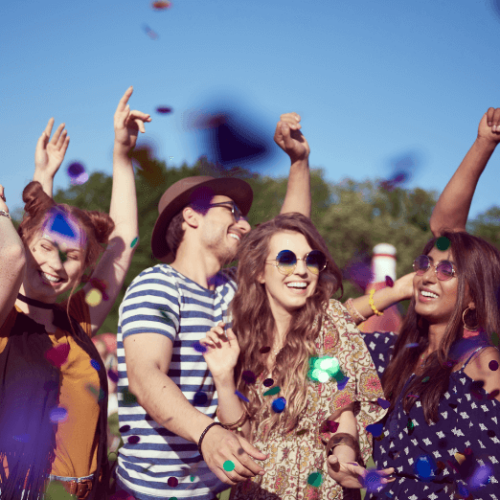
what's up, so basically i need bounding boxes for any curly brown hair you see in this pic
[231,213,343,439]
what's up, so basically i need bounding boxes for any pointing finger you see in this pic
[116,86,134,113]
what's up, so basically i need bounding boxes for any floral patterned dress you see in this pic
[229,299,387,500]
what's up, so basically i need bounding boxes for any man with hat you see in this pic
[115,113,311,500]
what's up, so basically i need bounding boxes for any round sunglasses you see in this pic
[268,249,327,276]
[412,255,456,281]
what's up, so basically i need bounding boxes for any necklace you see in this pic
[17,293,56,310]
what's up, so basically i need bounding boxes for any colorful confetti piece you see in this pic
[85,288,102,307]
[414,454,436,480]
[90,359,101,371]
[489,360,499,371]
[167,476,178,487]
[193,391,208,406]
[235,390,249,403]
[259,346,271,354]
[49,407,68,423]
[405,343,419,348]
[366,423,384,437]
[192,341,207,353]
[385,276,394,287]
[223,460,235,472]
[108,369,119,383]
[152,0,171,9]
[271,397,286,413]
[67,162,89,185]
[321,420,339,433]
[307,472,323,487]
[242,370,256,384]
[407,418,415,434]
[128,435,140,444]
[469,464,492,490]
[377,398,390,409]
[156,106,173,114]
[131,236,139,248]
[263,386,280,396]
[422,376,430,383]
[263,378,274,387]
[435,236,451,251]
[119,425,131,433]
[337,376,350,391]
[45,343,70,367]
[296,429,309,436]
[363,470,384,493]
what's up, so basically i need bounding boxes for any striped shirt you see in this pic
[116,264,237,500]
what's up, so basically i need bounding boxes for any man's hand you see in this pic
[478,108,500,145]
[34,118,70,180]
[201,425,267,485]
[274,112,310,163]
[114,86,152,157]
[200,323,240,379]
[327,455,394,489]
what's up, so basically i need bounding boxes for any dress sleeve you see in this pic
[324,300,389,465]
[361,331,397,376]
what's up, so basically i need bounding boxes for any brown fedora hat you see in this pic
[151,176,253,261]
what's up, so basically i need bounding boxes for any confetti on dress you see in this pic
[128,435,140,444]
[385,276,394,287]
[119,425,131,433]
[307,472,323,487]
[85,288,102,307]
[235,390,249,403]
[192,341,207,353]
[377,397,390,409]
[263,378,274,387]
[193,391,208,406]
[263,386,280,396]
[489,360,499,371]
[366,423,384,437]
[45,343,70,367]
[242,370,256,384]
[271,397,286,413]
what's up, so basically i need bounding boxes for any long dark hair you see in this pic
[382,231,500,423]
[232,213,343,437]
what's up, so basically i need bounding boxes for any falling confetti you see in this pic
[156,107,173,114]
[45,343,70,367]
[307,472,323,488]
[49,407,68,424]
[85,288,102,307]
[223,460,235,472]
[271,397,286,413]
[337,376,350,391]
[454,452,466,465]
[377,398,390,409]
[108,369,119,383]
[242,370,256,384]
[143,24,159,40]
[235,390,249,403]
[468,464,492,490]
[407,418,415,435]
[308,355,344,383]
[131,236,139,248]
[363,470,384,493]
[263,386,280,396]
[405,343,419,348]
[296,429,309,436]
[321,420,339,433]
[192,341,207,353]
[385,276,394,287]
[67,162,89,185]
[119,425,131,433]
[489,360,499,371]
[366,423,384,437]
[167,477,178,487]
[435,236,451,251]
[152,0,171,9]
[120,387,138,405]
[263,378,274,387]
[414,454,436,480]
[90,359,101,371]
[58,248,67,263]
[128,436,140,444]
[193,391,208,406]
[422,376,430,383]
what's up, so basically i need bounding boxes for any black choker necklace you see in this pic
[17,293,57,310]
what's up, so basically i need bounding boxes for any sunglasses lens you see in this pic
[413,255,430,274]
[276,250,297,275]
[306,250,326,275]
[436,261,454,280]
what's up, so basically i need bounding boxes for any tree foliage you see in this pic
[12,149,500,335]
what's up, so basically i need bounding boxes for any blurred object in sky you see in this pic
[156,106,173,114]
[67,161,88,185]
[131,139,165,186]
[492,0,500,20]
[344,259,373,291]
[152,0,171,10]
[143,24,159,40]
[379,151,420,192]
[358,243,403,333]
[183,100,277,171]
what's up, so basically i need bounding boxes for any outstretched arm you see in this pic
[275,113,311,217]
[430,108,500,236]
[33,118,70,198]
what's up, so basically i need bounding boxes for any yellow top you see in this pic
[0,290,100,478]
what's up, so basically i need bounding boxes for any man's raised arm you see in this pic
[430,107,500,236]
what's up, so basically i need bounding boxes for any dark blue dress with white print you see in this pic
[362,332,500,500]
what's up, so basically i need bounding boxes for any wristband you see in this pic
[197,422,226,459]
[368,289,383,317]
[345,298,367,323]
[326,432,360,457]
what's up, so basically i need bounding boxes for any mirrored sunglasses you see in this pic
[273,249,327,276]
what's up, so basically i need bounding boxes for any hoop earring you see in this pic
[462,307,479,334]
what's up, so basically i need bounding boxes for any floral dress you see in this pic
[230,299,387,500]
[363,331,500,500]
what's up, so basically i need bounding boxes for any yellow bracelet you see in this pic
[368,289,383,316]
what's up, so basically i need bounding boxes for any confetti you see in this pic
[296,429,309,436]
[192,341,207,353]
[385,276,394,287]
[321,421,339,433]
[366,423,384,437]
[235,390,249,403]
[271,397,286,413]
[85,288,102,307]
[263,378,274,387]
[263,386,280,396]
[454,452,466,465]
[259,346,271,354]
[492,331,499,346]
[49,407,68,424]
[45,343,70,367]
[143,24,159,40]
[128,435,140,444]
[407,418,415,434]
[119,425,131,433]
[167,477,178,487]
[435,236,451,251]
[156,107,173,114]
[307,472,323,488]
[108,369,119,383]
[487,389,500,400]
[223,460,235,472]
[86,383,105,402]
[414,454,436,480]
[337,376,350,391]
[67,162,89,185]
[58,249,68,263]
[363,470,384,493]
[90,359,101,371]
[405,343,419,348]
[193,391,208,406]
[242,370,256,384]
[377,398,390,409]
[152,0,171,9]
[13,433,30,443]
[131,237,139,248]
[422,376,430,383]
[469,464,492,490]
[120,387,138,405]
[489,360,499,371]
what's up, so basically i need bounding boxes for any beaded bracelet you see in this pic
[368,289,384,316]
[345,298,367,324]
[197,422,226,459]
[216,408,248,431]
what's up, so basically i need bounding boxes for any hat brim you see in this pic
[151,177,253,261]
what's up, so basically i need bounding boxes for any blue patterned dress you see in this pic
[362,332,500,500]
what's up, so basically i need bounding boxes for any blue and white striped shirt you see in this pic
[116,264,237,500]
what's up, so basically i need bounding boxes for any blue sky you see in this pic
[2,0,500,220]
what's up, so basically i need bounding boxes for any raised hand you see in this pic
[327,455,394,489]
[200,322,240,379]
[274,112,310,163]
[478,108,500,145]
[34,118,70,182]
[114,86,152,156]
[393,271,416,302]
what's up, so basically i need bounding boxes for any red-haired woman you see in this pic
[333,231,500,499]
[0,87,150,500]
[200,213,392,499]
